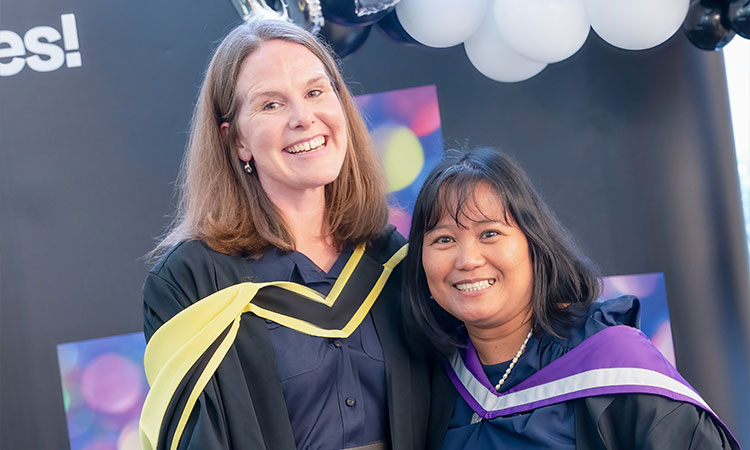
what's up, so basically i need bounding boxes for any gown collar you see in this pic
[446,325,726,429]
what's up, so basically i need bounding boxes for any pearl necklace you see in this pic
[494,330,533,391]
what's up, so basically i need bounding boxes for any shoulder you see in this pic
[365,225,407,264]
[148,240,218,284]
[143,239,224,311]
[586,296,641,329]
[557,296,641,347]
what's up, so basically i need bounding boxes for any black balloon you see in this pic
[683,0,736,50]
[320,0,395,26]
[727,0,750,38]
[375,10,419,45]
[319,21,372,58]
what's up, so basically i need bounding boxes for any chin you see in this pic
[315,163,345,184]
[315,170,343,186]
[450,310,493,327]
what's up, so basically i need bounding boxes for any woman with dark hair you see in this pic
[403,148,738,449]
[138,19,428,450]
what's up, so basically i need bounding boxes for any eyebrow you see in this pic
[305,74,330,86]
[427,217,508,233]
[247,90,281,104]
[471,218,505,224]
[425,224,451,233]
[247,74,331,103]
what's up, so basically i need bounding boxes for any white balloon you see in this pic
[584,0,689,50]
[464,13,547,83]
[396,0,490,48]
[495,0,590,63]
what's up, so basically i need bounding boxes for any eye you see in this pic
[433,235,454,245]
[481,230,500,239]
[262,101,281,111]
[307,88,323,98]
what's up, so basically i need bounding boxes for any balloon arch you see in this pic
[231,0,750,82]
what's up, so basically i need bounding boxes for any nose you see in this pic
[288,99,315,130]
[454,242,485,271]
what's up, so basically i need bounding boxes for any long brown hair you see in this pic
[152,20,388,258]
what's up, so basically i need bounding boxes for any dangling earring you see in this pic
[243,160,252,174]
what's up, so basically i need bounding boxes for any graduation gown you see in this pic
[426,298,739,450]
[140,226,429,450]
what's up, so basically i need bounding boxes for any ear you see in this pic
[220,122,252,162]
[219,121,230,141]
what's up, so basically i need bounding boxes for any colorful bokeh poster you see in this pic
[354,85,444,236]
[599,272,675,366]
[57,333,145,450]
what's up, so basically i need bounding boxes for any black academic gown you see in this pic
[143,226,429,450]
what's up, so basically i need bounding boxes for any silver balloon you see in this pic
[229,0,287,22]
[355,0,402,17]
[229,0,325,35]
[278,0,325,34]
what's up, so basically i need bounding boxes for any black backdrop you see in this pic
[1,1,748,448]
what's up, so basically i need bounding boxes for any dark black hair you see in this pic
[402,148,601,357]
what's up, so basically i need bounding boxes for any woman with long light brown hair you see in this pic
[139,19,428,450]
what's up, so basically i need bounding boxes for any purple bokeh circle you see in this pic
[81,354,144,414]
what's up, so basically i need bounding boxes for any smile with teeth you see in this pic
[283,136,326,154]
[454,279,496,292]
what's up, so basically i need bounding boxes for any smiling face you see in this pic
[421,182,534,334]
[230,39,348,203]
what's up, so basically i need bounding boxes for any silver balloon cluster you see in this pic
[228,0,402,57]
[394,0,692,83]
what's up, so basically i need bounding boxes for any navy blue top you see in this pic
[443,297,640,449]
[247,246,388,450]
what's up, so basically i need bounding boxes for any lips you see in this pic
[283,135,326,154]
[454,279,496,292]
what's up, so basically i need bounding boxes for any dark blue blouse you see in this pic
[443,297,640,449]
[247,246,388,450]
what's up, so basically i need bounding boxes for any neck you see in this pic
[266,188,339,272]
[467,319,533,365]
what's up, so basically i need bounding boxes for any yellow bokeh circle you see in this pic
[373,125,425,192]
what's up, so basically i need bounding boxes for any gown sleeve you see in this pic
[143,272,191,340]
[577,393,737,450]
[141,245,237,450]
